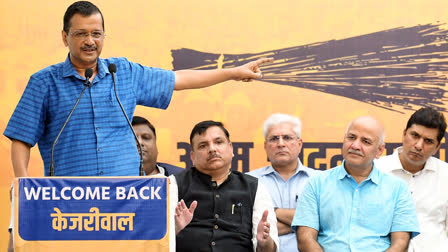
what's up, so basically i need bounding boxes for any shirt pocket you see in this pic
[221,202,251,233]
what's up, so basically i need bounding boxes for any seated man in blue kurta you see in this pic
[291,116,420,252]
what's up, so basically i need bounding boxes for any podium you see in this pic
[12,177,175,252]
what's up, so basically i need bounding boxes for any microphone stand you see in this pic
[108,64,144,176]
[49,69,93,176]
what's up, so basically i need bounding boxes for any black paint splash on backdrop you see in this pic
[171,23,448,113]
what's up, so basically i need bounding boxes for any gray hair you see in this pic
[263,113,302,139]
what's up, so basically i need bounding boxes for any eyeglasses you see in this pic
[267,135,298,143]
[69,30,105,40]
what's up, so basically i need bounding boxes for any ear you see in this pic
[62,30,69,47]
[298,138,303,152]
[375,143,386,159]
[230,142,234,157]
[190,150,195,166]
[433,140,442,156]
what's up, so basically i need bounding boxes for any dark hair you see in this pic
[132,116,156,138]
[406,107,447,143]
[190,121,230,147]
[63,1,104,33]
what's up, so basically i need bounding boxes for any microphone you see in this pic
[49,68,93,176]
[108,64,144,176]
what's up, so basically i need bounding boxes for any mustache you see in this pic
[207,153,221,161]
[348,149,364,157]
[81,45,97,50]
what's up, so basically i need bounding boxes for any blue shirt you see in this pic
[291,162,420,252]
[4,56,174,176]
[247,159,319,252]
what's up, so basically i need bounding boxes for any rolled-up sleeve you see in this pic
[291,176,319,232]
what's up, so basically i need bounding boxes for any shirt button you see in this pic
[216,194,220,198]
[212,182,217,187]
[96,127,99,130]
[214,225,218,230]
[353,208,357,211]
[100,171,103,175]
[214,214,219,219]
[93,105,96,108]
[211,241,216,246]
[98,148,101,151]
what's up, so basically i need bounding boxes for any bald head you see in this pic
[345,116,385,146]
[343,116,386,170]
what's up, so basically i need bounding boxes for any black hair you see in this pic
[189,121,230,147]
[63,1,104,33]
[132,116,156,138]
[406,107,447,143]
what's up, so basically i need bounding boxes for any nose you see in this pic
[277,137,286,146]
[414,138,424,150]
[84,34,95,45]
[137,136,144,146]
[351,139,361,150]
[208,143,216,152]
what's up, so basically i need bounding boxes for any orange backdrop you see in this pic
[1,0,448,250]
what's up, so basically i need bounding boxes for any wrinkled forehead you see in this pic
[405,124,439,139]
[68,13,103,31]
[267,122,296,136]
[192,126,229,145]
[345,121,381,142]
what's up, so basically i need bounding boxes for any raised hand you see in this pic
[175,199,197,235]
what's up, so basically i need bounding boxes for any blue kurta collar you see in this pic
[337,160,380,185]
[61,54,110,81]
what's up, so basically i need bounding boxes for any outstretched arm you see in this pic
[175,199,197,235]
[174,58,273,90]
[256,210,277,252]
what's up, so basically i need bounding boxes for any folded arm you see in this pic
[275,208,295,235]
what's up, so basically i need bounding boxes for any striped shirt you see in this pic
[4,55,174,176]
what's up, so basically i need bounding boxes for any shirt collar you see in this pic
[262,159,311,177]
[61,54,109,80]
[337,160,380,185]
[392,147,437,172]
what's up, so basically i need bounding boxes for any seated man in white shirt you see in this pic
[375,107,448,251]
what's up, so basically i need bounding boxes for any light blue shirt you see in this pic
[291,162,420,252]
[247,159,319,252]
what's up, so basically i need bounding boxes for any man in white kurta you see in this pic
[376,107,448,252]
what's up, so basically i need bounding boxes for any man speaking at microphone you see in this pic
[3,1,272,178]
